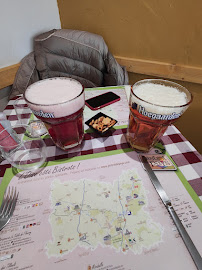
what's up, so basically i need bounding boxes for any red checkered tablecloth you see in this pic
[1,87,202,203]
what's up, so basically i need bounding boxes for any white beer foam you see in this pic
[25,78,85,118]
[132,83,188,115]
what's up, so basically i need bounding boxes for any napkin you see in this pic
[0,113,18,152]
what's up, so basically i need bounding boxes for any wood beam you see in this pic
[0,63,20,89]
[1,58,202,90]
[115,56,202,85]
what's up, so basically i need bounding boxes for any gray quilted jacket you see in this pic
[10,29,128,98]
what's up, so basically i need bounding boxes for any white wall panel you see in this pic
[0,0,61,68]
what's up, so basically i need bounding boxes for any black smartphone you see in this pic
[85,92,120,110]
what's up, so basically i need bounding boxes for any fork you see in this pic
[0,186,18,231]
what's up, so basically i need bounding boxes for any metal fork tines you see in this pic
[0,187,18,231]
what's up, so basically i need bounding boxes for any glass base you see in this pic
[28,120,47,137]
[126,136,151,153]
[55,134,84,151]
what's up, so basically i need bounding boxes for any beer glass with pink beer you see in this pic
[126,79,193,152]
[24,78,85,150]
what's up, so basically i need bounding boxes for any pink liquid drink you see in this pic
[127,79,193,152]
[24,78,85,150]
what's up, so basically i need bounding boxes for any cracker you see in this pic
[102,117,111,125]
[88,115,116,133]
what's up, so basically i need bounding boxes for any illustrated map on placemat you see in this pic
[0,149,201,270]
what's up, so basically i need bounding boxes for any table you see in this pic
[1,86,202,201]
[0,85,201,269]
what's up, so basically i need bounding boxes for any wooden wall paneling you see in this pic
[1,59,202,90]
[0,63,20,90]
[115,56,202,85]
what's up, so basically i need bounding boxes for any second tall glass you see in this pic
[126,79,193,152]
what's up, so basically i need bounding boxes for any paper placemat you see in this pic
[0,148,201,269]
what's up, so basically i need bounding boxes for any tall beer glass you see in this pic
[126,79,193,152]
[24,77,85,150]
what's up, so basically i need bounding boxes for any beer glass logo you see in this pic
[133,103,181,121]
[32,109,55,119]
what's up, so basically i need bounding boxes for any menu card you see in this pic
[0,149,201,270]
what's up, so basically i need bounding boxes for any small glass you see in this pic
[13,96,47,137]
[0,124,46,170]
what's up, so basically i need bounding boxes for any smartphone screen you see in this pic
[85,92,120,110]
